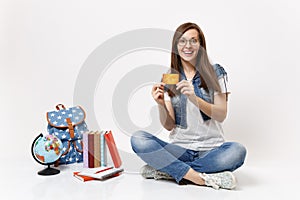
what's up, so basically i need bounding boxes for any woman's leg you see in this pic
[181,142,246,189]
[186,142,247,173]
[131,132,245,188]
[131,130,195,183]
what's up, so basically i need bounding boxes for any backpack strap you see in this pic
[61,141,71,156]
[66,117,83,153]
[72,140,83,153]
[66,118,75,139]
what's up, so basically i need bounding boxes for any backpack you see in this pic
[47,104,89,165]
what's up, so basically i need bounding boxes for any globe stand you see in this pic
[38,165,60,176]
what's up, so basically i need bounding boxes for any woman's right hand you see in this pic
[152,82,166,105]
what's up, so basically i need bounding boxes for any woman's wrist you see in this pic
[187,94,198,105]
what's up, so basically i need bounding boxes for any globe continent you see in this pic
[33,134,63,164]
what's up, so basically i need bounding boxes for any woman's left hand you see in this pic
[176,80,196,98]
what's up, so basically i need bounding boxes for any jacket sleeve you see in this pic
[213,63,227,79]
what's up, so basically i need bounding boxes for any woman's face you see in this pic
[177,29,200,65]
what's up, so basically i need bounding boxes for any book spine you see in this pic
[94,132,101,168]
[83,132,89,168]
[104,130,122,168]
[88,132,94,168]
[100,132,107,167]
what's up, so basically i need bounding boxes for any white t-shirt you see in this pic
[165,77,228,151]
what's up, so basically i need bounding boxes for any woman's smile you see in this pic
[182,49,195,57]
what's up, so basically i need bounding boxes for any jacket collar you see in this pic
[179,66,200,81]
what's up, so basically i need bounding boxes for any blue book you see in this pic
[100,131,107,166]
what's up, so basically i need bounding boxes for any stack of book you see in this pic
[83,131,107,168]
[74,130,123,182]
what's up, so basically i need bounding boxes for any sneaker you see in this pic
[199,171,237,190]
[140,165,174,180]
[140,165,156,179]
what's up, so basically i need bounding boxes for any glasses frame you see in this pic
[177,38,200,47]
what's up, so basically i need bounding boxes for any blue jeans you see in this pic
[131,130,247,183]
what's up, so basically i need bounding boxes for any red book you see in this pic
[88,133,94,168]
[104,131,122,168]
[73,167,122,182]
[73,172,95,182]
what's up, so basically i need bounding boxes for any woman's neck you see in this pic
[181,60,196,80]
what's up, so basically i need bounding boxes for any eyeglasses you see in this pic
[177,38,199,46]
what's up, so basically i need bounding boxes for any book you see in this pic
[73,171,96,182]
[73,166,112,182]
[83,131,108,168]
[79,167,124,180]
[94,131,101,167]
[73,166,123,182]
[104,130,122,168]
[100,131,107,167]
[82,131,91,168]
[73,131,123,182]
[88,132,94,168]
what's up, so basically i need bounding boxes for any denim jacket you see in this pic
[167,64,227,129]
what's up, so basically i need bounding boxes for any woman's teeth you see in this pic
[183,51,193,54]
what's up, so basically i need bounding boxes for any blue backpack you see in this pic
[47,104,89,165]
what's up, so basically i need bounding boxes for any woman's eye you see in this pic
[191,39,198,44]
[178,39,186,44]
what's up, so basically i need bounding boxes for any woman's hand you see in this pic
[152,82,166,105]
[176,80,196,99]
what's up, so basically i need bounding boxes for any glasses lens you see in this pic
[178,38,198,46]
[190,39,198,45]
[178,39,186,46]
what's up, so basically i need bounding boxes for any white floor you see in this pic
[1,155,298,200]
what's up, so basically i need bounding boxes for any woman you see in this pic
[130,22,246,190]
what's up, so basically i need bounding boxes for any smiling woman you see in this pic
[171,23,221,95]
[130,22,247,190]
[177,30,200,65]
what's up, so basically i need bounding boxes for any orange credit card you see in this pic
[162,74,179,84]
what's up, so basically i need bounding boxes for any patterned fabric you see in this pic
[140,165,174,180]
[47,105,89,165]
[199,171,237,190]
[47,106,85,128]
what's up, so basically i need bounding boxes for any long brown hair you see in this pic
[168,22,221,97]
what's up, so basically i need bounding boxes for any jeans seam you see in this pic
[174,165,190,183]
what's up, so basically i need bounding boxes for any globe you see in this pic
[31,133,63,175]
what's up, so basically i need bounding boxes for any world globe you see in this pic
[31,133,63,175]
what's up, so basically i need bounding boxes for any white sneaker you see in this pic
[140,165,174,180]
[199,171,237,190]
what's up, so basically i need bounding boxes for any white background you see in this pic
[1,0,300,181]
